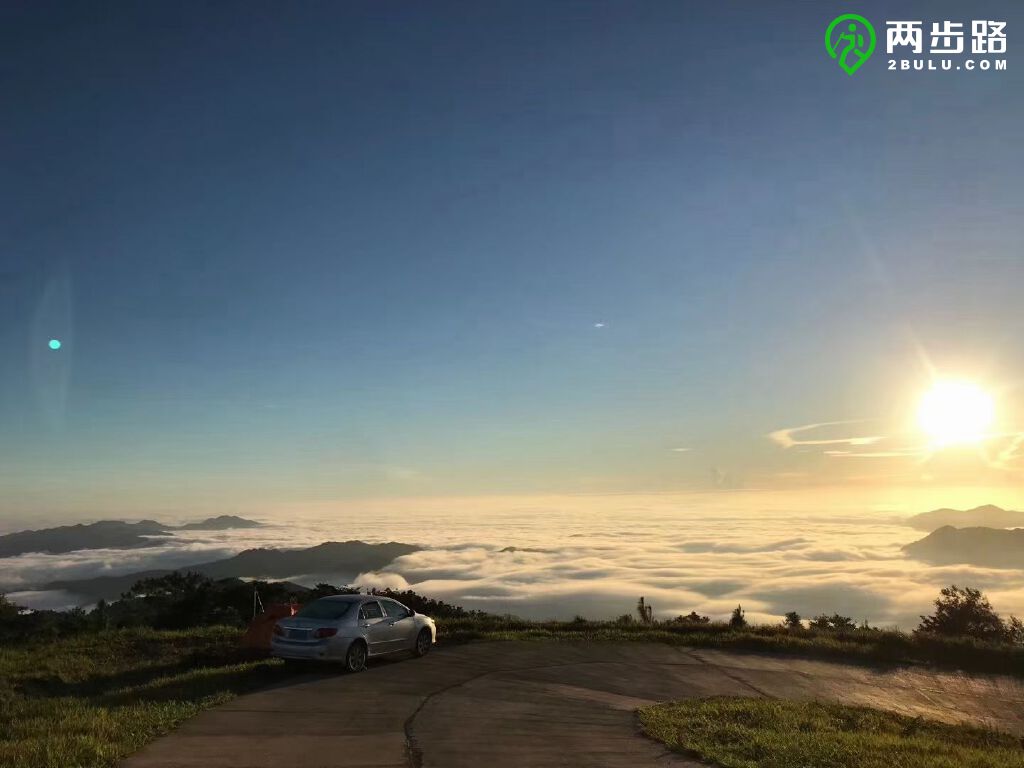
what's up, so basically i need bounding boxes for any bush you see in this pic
[783,611,802,629]
[808,614,856,631]
[671,611,710,625]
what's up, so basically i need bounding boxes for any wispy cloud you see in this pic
[992,432,1024,470]
[824,449,923,458]
[767,421,884,450]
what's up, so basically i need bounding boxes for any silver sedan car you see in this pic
[271,594,436,672]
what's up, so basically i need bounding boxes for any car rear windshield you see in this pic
[297,600,354,620]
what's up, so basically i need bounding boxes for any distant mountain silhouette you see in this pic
[0,520,171,558]
[44,540,419,600]
[176,515,264,531]
[0,516,264,558]
[903,526,1024,568]
[904,504,1024,532]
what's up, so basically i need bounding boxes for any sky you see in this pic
[2,1,1023,524]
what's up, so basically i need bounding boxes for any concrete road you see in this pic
[121,642,1024,768]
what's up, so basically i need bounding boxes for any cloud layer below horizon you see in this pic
[4,495,1024,629]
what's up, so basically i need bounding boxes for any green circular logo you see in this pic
[825,14,876,75]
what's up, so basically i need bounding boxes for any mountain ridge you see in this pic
[42,540,420,601]
[0,516,265,558]
[902,525,1024,569]
[905,504,1024,532]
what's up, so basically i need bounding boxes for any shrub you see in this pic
[783,611,802,629]
[809,613,856,631]
[672,611,711,625]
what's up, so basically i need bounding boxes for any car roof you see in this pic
[315,594,401,604]
[316,594,366,603]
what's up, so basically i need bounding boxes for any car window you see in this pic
[382,600,411,619]
[359,601,384,619]
[297,599,354,620]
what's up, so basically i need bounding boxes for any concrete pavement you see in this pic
[120,641,1024,768]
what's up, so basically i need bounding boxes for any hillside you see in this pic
[902,526,1024,568]
[905,504,1024,532]
[0,516,264,558]
[45,540,420,601]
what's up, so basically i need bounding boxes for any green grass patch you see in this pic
[436,616,1024,677]
[638,697,1024,768]
[0,626,288,768]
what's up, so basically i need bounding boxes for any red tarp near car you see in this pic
[242,603,298,651]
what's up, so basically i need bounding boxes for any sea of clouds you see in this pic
[4,493,1024,629]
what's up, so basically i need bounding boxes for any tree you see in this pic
[729,605,747,628]
[119,572,219,629]
[92,598,110,630]
[636,596,654,625]
[1007,616,1024,646]
[917,585,1007,642]
[0,593,20,621]
[783,611,802,629]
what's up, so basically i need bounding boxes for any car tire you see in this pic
[345,640,368,673]
[413,628,432,658]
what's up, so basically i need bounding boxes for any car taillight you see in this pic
[313,627,337,638]
[273,624,285,636]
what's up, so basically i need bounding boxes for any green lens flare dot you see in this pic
[49,339,62,350]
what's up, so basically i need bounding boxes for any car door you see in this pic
[357,600,389,655]
[380,599,418,651]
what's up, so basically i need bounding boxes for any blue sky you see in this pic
[2,1,1022,519]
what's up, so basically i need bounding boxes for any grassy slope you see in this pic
[638,697,1024,768]
[0,627,282,768]
[440,617,1024,676]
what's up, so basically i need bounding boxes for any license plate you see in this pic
[288,628,309,640]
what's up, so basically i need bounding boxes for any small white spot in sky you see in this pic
[593,322,605,329]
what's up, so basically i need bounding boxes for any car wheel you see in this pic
[413,628,432,658]
[345,641,368,673]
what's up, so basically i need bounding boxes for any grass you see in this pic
[437,616,1024,677]
[4,619,1023,767]
[0,626,286,768]
[638,697,1024,768]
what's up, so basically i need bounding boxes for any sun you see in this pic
[917,380,995,448]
